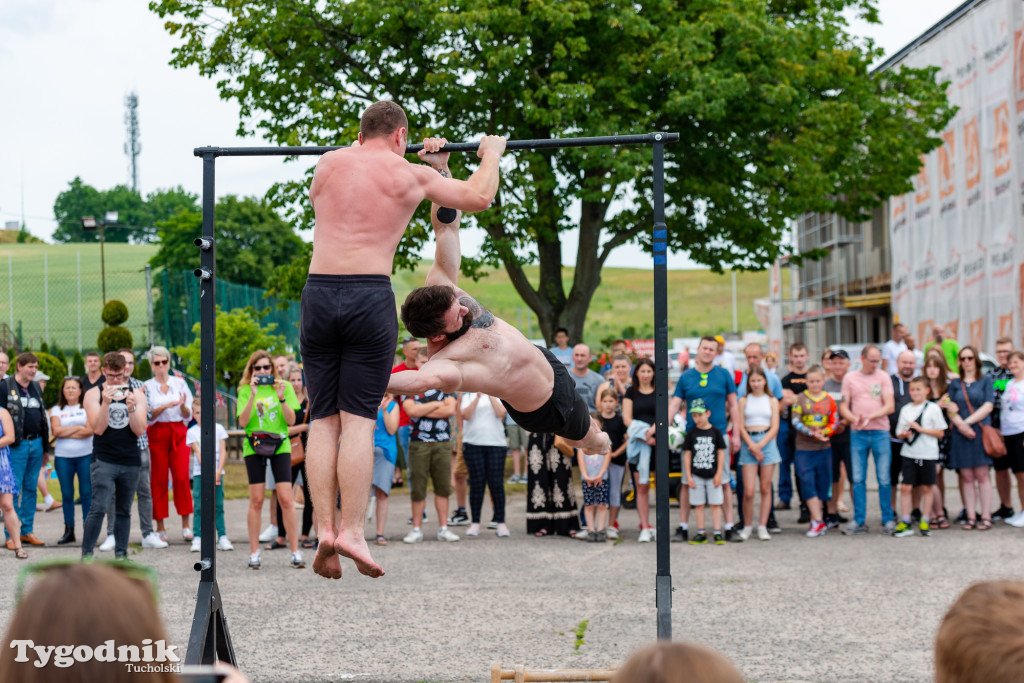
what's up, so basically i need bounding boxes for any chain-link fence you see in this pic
[0,247,300,357]
[0,248,153,351]
[156,269,301,352]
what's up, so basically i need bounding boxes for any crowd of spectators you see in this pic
[3,321,1024,566]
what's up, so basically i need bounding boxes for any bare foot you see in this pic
[312,530,343,579]
[335,529,385,578]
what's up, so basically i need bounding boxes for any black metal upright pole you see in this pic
[652,138,672,640]
[186,152,236,666]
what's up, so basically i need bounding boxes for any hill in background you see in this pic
[0,243,768,350]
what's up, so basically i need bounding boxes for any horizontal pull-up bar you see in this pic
[193,132,679,158]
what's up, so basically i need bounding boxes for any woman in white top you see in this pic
[49,376,94,546]
[459,392,510,538]
[143,346,194,541]
[736,366,781,541]
[1000,351,1024,527]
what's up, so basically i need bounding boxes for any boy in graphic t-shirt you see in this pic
[790,366,838,538]
[683,399,726,546]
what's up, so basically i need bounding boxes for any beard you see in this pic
[444,308,474,342]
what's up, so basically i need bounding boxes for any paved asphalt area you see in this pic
[2,470,1022,683]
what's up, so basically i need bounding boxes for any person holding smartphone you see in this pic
[237,350,303,570]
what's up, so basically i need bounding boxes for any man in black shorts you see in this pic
[386,162,610,456]
[303,103,506,580]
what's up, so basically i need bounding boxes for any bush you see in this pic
[55,349,67,370]
[101,300,129,327]
[136,357,153,381]
[97,327,133,354]
[70,350,86,377]
[35,352,67,408]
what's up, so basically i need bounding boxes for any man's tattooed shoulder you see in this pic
[460,295,495,329]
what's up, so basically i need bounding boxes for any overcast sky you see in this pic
[0,0,966,267]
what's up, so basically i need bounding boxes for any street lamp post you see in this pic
[80,211,119,304]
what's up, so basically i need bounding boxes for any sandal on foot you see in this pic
[300,538,317,549]
[978,518,993,530]
[265,539,287,550]
[935,515,950,529]
[14,548,27,560]
[534,529,548,537]
[962,519,977,530]
[374,534,388,546]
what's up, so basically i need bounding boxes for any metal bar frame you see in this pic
[187,131,680,665]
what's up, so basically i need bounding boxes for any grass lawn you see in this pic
[2,243,768,353]
[0,243,158,349]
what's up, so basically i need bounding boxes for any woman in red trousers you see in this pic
[144,346,194,542]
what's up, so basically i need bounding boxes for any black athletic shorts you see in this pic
[501,346,590,441]
[300,274,399,421]
[900,455,938,487]
[1003,431,1024,473]
[244,452,292,487]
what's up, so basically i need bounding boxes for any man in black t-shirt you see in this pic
[779,343,809,516]
[0,353,49,547]
[81,352,148,559]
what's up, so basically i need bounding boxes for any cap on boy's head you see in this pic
[714,335,725,344]
[689,398,709,414]
[829,349,850,360]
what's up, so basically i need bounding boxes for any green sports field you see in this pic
[0,243,158,351]
[0,243,768,352]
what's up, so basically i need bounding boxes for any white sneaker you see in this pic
[739,526,752,541]
[258,524,278,542]
[1009,511,1024,528]
[638,528,654,543]
[605,527,619,540]
[290,551,305,569]
[403,528,424,544]
[437,527,460,542]
[576,530,589,541]
[757,526,771,541]
[141,532,169,549]
[190,537,202,552]
[99,535,116,552]
[182,528,194,541]
[217,536,234,551]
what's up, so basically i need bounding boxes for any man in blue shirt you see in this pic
[737,343,783,400]
[669,336,741,542]
[549,328,573,369]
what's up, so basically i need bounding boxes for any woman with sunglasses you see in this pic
[49,376,93,545]
[0,404,25,558]
[238,350,303,569]
[945,345,995,530]
[143,346,194,543]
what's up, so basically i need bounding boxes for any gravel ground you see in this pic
[2,469,1022,683]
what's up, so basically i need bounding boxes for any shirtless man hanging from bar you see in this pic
[303,101,506,579]
[387,154,611,458]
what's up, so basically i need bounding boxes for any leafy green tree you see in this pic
[151,196,302,288]
[175,307,286,391]
[70,350,86,378]
[35,352,66,408]
[52,179,198,243]
[152,0,954,341]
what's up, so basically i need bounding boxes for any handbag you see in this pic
[248,431,284,457]
[963,385,1006,458]
[290,406,310,466]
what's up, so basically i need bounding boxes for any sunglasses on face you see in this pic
[253,364,272,371]
[960,355,976,361]
[152,359,169,366]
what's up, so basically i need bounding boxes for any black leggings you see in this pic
[463,444,507,524]
[275,461,314,538]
